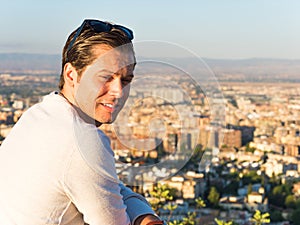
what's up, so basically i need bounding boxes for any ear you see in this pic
[63,63,78,87]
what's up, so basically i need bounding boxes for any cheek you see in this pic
[81,77,107,99]
[122,84,130,97]
[117,86,130,108]
[77,76,96,94]
[95,83,109,98]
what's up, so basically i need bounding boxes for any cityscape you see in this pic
[0,55,300,225]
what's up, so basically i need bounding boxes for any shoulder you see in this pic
[19,92,75,128]
[20,92,118,181]
[71,110,118,182]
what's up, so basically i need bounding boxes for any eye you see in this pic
[98,75,113,82]
[121,74,134,85]
[121,75,134,85]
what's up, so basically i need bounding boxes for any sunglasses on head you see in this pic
[67,19,134,53]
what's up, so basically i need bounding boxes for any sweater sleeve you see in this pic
[63,148,130,225]
[119,183,157,224]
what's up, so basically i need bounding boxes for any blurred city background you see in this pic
[1,1,300,224]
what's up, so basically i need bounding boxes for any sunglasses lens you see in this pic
[89,20,111,33]
[114,25,134,40]
[88,21,133,40]
[67,20,134,58]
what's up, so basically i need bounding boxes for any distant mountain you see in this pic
[0,53,61,74]
[137,56,300,82]
[0,53,299,82]
[204,58,300,82]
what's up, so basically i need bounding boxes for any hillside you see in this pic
[0,53,299,82]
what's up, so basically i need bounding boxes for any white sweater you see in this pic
[0,92,154,225]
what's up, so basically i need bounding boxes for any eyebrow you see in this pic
[96,69,114,74]
[96,69,134,77]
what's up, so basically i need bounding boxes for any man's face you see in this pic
[73,44,135,125]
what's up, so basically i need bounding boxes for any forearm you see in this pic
[64,150,130,225]
[119,183,164,225]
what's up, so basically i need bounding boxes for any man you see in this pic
[0,19,164,225]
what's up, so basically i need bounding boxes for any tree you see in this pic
[149,184,174,213]
[163,203,178,223]
[242,171,262,185]
[195,197,206,209]
[250,210,270,225]
[269,210,284,222]
[169,220,183,225]
[215,218,233,225]
[291,208,300,225]
[295,198,300,208]
[185,144,204,170]
[208,186,220,207]
[245,143,256,153]
[285,194,296,209]
[223,179,239,195]
[269,184,293,208]
[248,183,253,195]
[181,212,196,225]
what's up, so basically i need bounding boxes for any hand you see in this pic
[134,214,164,225]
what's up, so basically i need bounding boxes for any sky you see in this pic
[0,0,299,59]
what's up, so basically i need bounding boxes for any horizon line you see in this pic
[0,52,300,61]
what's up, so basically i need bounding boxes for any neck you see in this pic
[59,91,102,127]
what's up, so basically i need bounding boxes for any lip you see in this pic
[99,102,115,113]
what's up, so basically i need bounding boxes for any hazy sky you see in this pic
[0,0,299,59]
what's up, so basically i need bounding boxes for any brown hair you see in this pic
[59,24,135,90]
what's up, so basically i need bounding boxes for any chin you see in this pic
[95,111,121,125]
[96,117,116,125]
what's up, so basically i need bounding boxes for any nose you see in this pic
[109,78,123,98]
